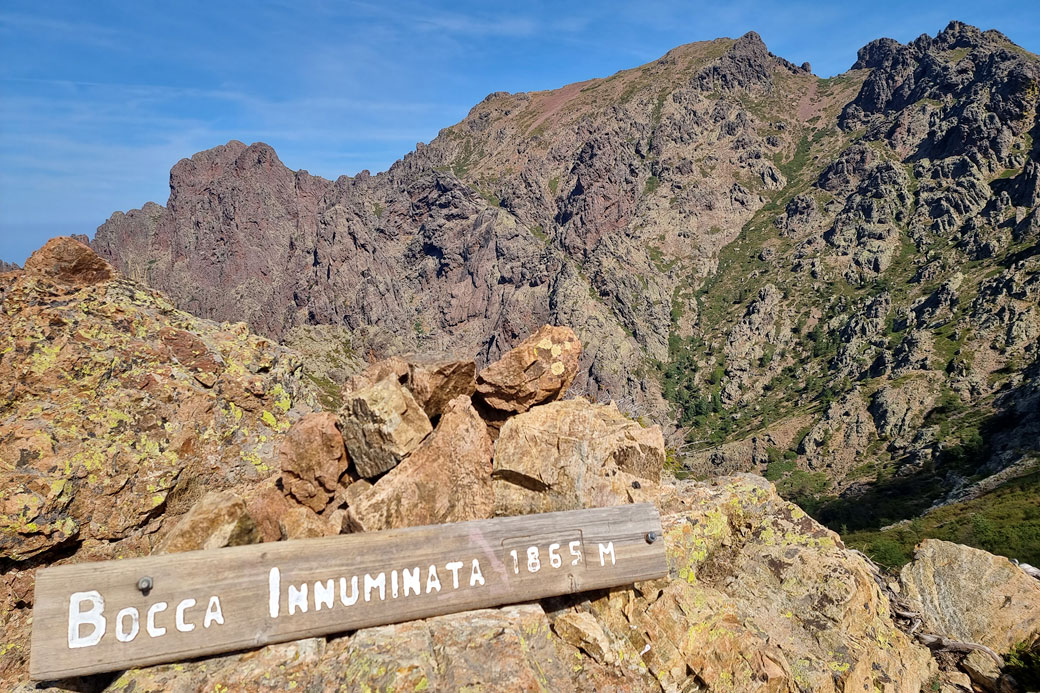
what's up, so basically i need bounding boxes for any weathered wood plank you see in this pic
[30,503,667,680]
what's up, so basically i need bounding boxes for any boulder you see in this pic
[345,354,477,419]
[338,377,433,478]
[23,236,116,288]
[347,396,493,531]
[403,355,477,419]
[154,491,259,554]
[281,505,331,539]
[899,539,1040,653]
[278,412,351,512]
[551,611,615,664]
[342,355,410,394]
[492,398,664,515]
[961,650,1003,692]
[475,325,581,416]
[243,484,294,542]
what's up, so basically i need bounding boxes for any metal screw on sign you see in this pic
[137,576,154,595]
[645,532,658,544]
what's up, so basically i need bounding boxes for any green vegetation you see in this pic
[304,372,343,410]
[648,245,677,273]
[1006,641,1040,689]
[773,135,811,181]
[644,175,660,195]
[843,469,1040,569]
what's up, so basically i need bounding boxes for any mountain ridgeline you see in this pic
[93,21,1040,555]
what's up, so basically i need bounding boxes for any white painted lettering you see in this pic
[598,542,616,566]
[364,572,386,602]
[549,543,562,568]
[569,540,582,565]
[288,583,309,615]
[470,558,485,587]
[175,598,197,632]
[527,546,541,572]
[445,561,463,589]
[147,602,168,637]
[510,549,520,574]
[203,596,224,628]
[314,579,334,611]
[68,591,106,649]
[268,567,281,618]
[426,565,441,594]
[403,567,421,597]
[391,569,399,598]
[115,607,139,643]
[339,576,359,606]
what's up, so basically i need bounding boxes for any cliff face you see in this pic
[93,22,1040,532]
[92,32,823,422]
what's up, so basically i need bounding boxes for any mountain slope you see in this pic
[93,21,1040,541]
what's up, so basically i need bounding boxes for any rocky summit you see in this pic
[2,238,1039,690]
[90,21,1040,561]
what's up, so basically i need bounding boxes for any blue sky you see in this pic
[2,1,1038,264]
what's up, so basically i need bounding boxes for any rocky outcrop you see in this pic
[899,539,1040,653]
[88,22,1040,532]
[0,240,313,566]
[24,236,115,288]
[0,260,20,273]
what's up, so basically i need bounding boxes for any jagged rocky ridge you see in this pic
[93,22,1040,549]
[5,238,1040,691]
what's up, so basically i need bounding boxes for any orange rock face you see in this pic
[475,325,581,416]
[23,236,116,288]
[154,491,259,554]
[278,412,352,512]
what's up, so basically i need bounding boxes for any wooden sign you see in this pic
[30,503,667,680]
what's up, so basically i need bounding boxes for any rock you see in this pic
[243,484,294,542]
[346,354,477,419]
[158,326,224,383]
[404,355,477,419]
[347,396,493,531]
[899,539,1040,652]
[475,325,581,416]
[869,376,939,438]
[551,611,615,664]
[278,412,351,512]
[342,355,410,394]
[280,505,330,539]
[155,491,259,553]
[338,377,433,478]
[962,649,1002,692]
[23,236,116,288]
[340,479,372,507]
[0,260,20,273]
[492,398,664,515]
[937,670,974,691]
